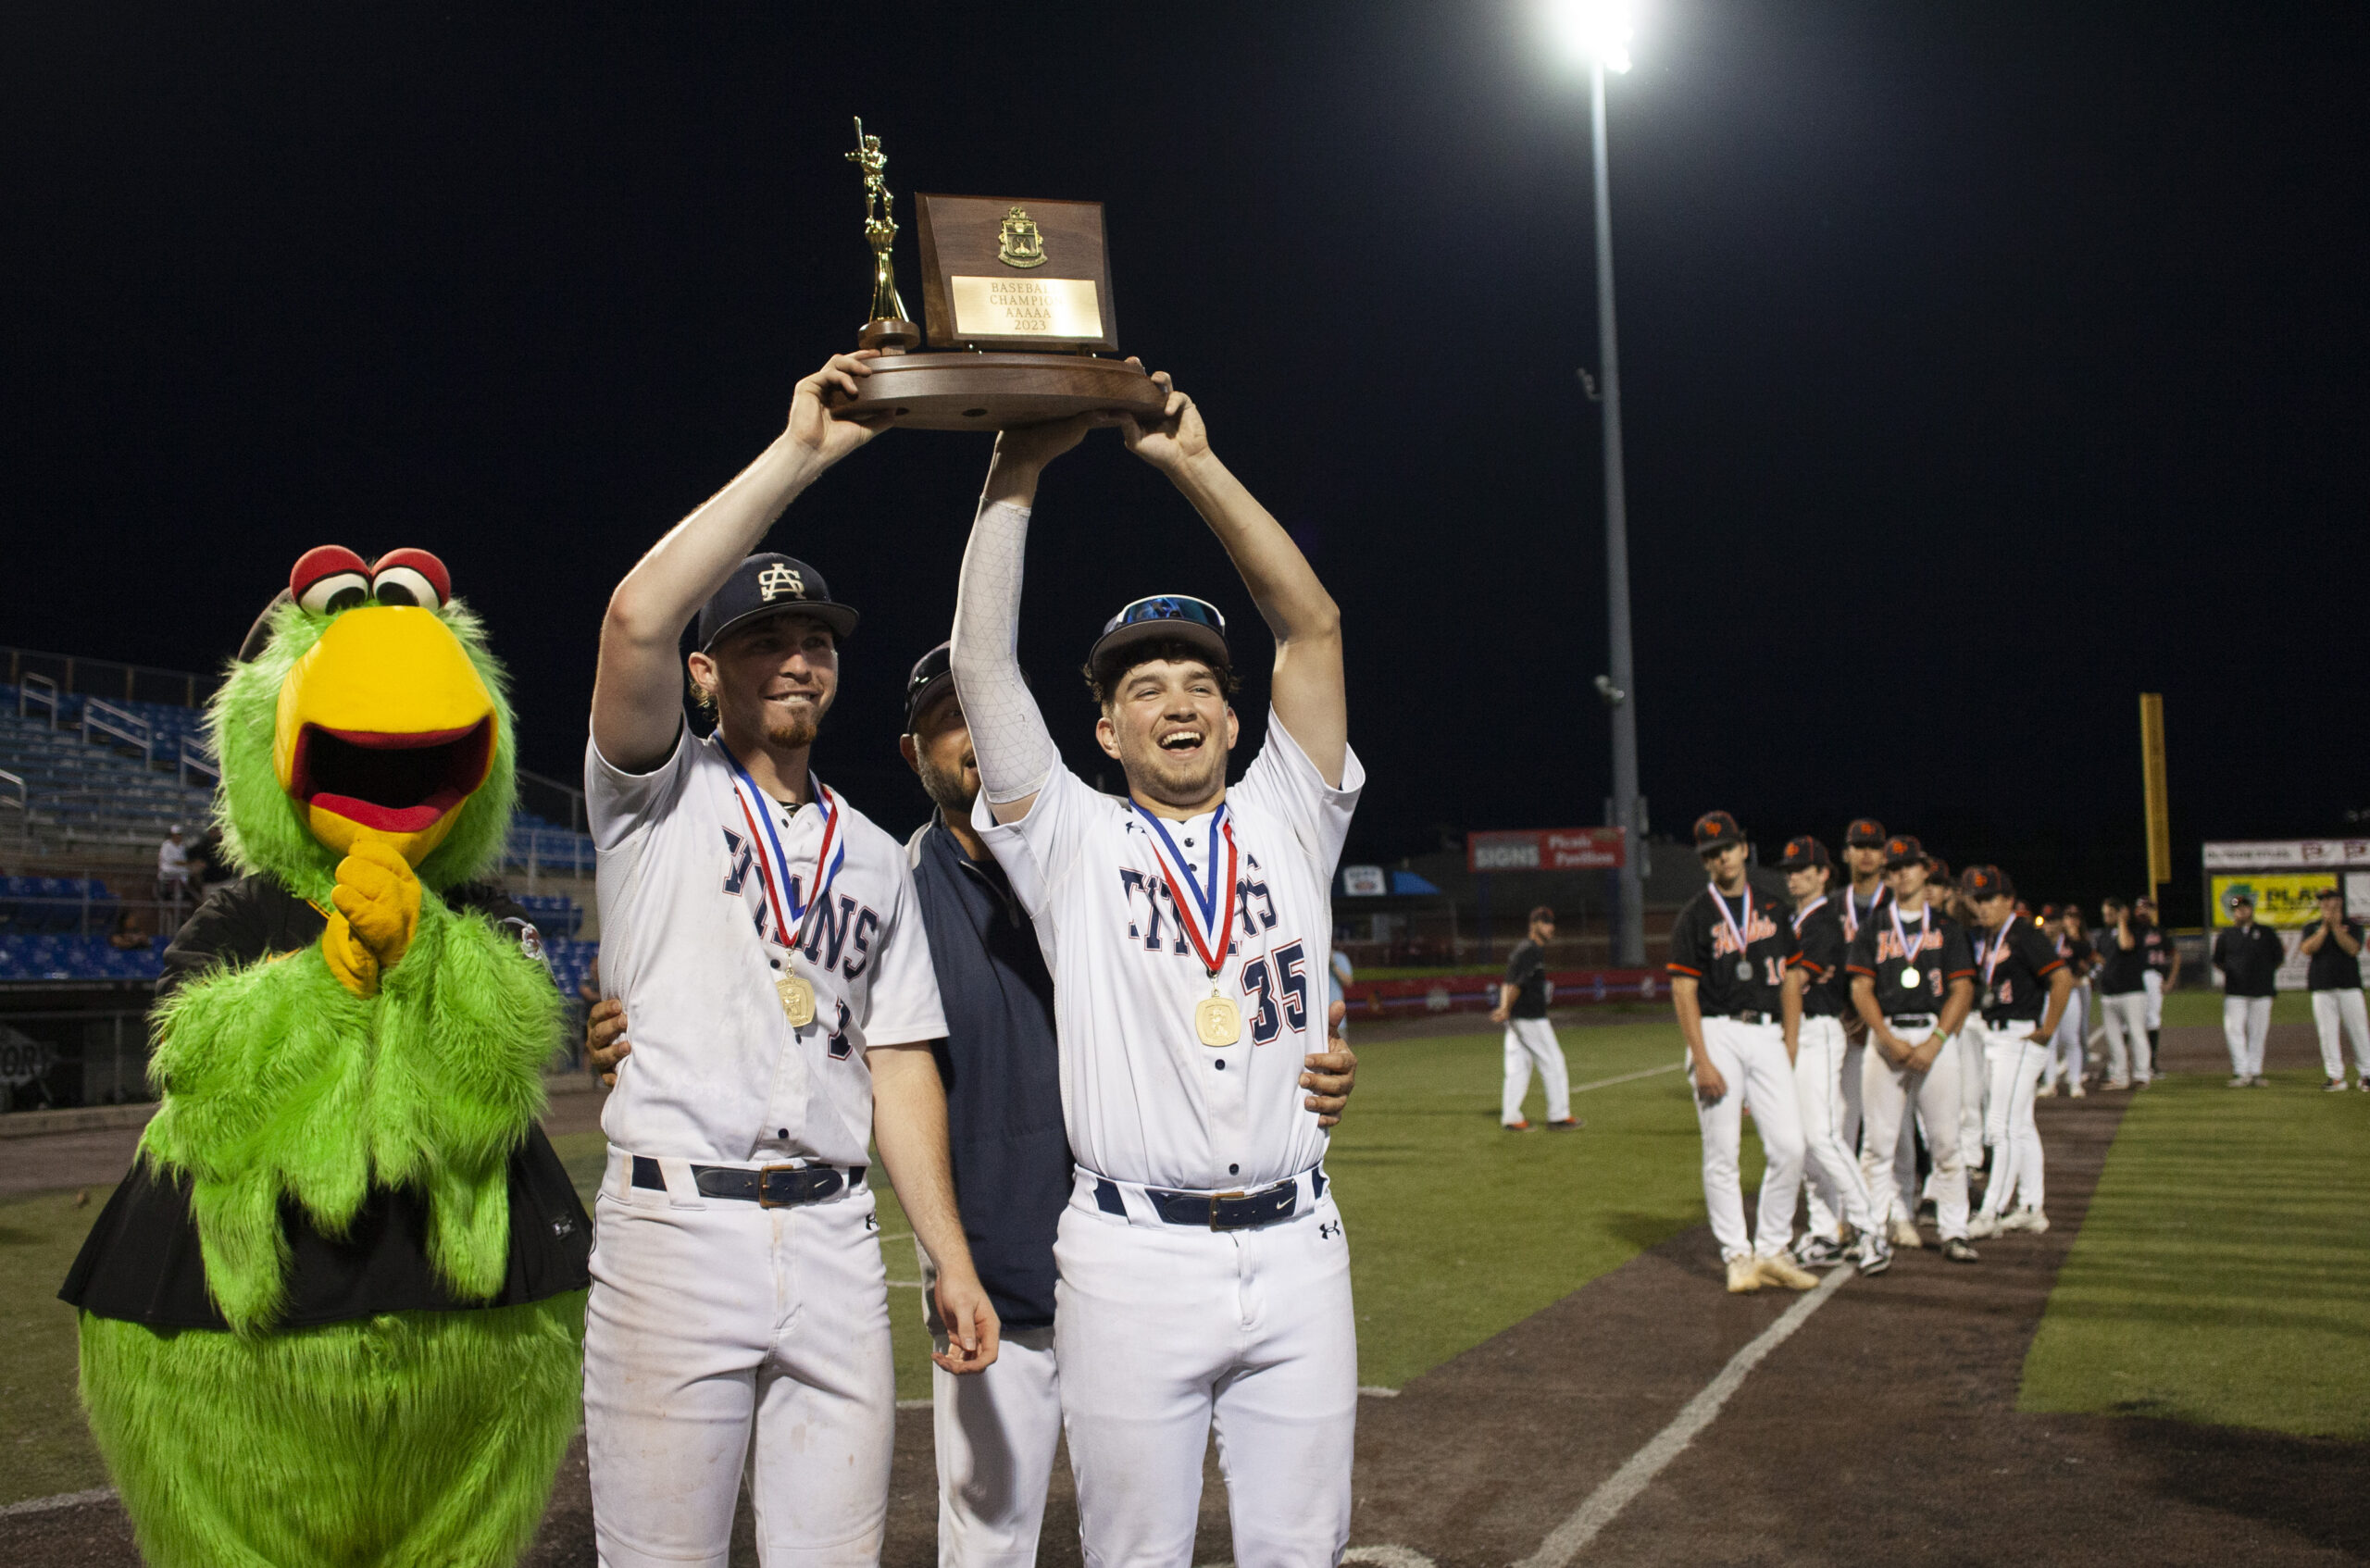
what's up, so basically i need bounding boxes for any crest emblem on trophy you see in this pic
[829,119,1166,431]
[997,207,1047,269]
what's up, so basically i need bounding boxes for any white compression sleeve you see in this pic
[950,498,1058,805]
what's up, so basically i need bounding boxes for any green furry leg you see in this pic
[80,1295,585,1568]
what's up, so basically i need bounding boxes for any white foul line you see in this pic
[1513,1264,1851,1568]
[0,1487,116,1519]
[1569,1061,1686,1094]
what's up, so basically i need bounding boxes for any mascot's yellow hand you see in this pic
[322,841,423,996]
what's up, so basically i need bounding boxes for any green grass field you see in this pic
[2019,1067,2370,1439]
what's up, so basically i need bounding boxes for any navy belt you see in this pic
[632,1156,863,1208]
[1725,1011,1776,1026]
[1888,1013,1938,1027]
[1093,1171,1316,1231]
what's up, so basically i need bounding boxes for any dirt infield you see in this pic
[10,1021,2364,1565]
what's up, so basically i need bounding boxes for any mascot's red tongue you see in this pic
[288,722,495,834]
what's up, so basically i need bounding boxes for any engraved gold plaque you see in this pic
[1195,995,1242,1049]
[949,275,1104,339]
[779,973,817,1028]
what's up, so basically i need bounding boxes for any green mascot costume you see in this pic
[63,545,590,1568]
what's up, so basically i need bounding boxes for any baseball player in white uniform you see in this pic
[1837,817,1920,1248]
[1960,866,2073,1239]
[1775,836,1886,1275]
[950,372,1362,1568]
[583,354,998,1568]
[1491,906,1578,1130]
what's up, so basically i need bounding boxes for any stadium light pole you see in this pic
[1549,0,1646,967]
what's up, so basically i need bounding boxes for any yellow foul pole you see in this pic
[2139,693,2171,908]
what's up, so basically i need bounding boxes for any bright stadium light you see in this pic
[1547,0,1635,73]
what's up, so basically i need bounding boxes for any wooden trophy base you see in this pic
[830,349,1166,431]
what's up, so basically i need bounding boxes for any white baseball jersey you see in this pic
[586,725,947,1166]
[975,711,1363,1192]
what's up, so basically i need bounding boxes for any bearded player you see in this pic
[951,368,1361,1568]
[584,353,996,1567]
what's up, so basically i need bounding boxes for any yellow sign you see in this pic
[2211,874,2339,928]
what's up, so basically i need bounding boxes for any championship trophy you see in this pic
[830,118,1167,430]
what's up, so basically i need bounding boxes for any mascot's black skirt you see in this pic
[61,1126,592,1329]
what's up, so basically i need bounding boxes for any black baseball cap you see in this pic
[1882,833,1927,869]
[1087,594,1229,684]
[2227,890,2255,907]
[1845,817,1887,849]
[1963,865,2015,901]
[697,554,858,652]
[1778,835,1831,872]
[1693,811,1745,855]
[904,641,954,730]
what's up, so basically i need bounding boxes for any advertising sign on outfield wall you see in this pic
[1467,828,1626,872]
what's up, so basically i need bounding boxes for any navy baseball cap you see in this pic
[1088,594,1229,681]
[697,554,858,652]
[1963,865,2015,901]
[1883,833,1927,869]
[904,641,954,730]
[1693,811,1745,855]
[1845,817,1888,849]
[1778,835,1831,872]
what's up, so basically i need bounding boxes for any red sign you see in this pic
[1466,828,1626,873]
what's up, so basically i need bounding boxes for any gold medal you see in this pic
[1900,966,1920,989]
[1195,994,1241,1048]
[778,973,817,1027]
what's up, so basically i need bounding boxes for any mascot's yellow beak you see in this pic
[272,606,499,866]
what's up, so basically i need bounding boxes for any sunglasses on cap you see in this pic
[1101,594,1227,640]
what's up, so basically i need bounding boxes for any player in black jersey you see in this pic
[1959,867,2074,1239]
[1837,816,1915,1236]
[1778,837,1888,1276]
[1846,835,1981,1262]
[1667,813,1818,1295]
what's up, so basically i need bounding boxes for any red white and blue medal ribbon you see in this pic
[1980,921,2014,1008]
[719,741,845,955]
[1134,802,1239,977]
[1890,901,1931,992]
[1791,893,1828,938]
[1705,883,1756,981]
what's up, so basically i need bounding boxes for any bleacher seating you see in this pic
[0,875,120,933]
[0,932,167,982]
[543,938,598,997]
[513,892,584,938]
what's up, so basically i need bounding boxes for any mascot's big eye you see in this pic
[291,545,371,616]
[368,547,451,610]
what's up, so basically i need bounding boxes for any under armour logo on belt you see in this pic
[756,562,805,602]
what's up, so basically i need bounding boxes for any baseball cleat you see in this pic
[2358,1080,2369,1093]
[1791,1233,1849,1269]
[2227,1076,2250,1089]
[1941,1238,1980,1263]
[1889,1216,1924,1250]
[2250,1076,2268,1087]
[2037,1082,2058,1098]
[2105,1078,2131,1091]
[1855,1232,1892,1276]
[1504,1118,1532,1129]
[2001,1208,2050,1234]
[2324,1080,2348,1093]
[2068,1084,2087,1098]
[1966,1213,2002,1239]
[1726,1256,1764,1294]
[1545,1117,1584,1130]
[1755,1254,1820,1291]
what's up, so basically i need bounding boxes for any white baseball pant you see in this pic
[2311,989,2370,1084]
[1957,1015,1988,1176]
[1054,1168,1354,1568]
[2045,985,2089,1089]
[2100,991,2153,1084]
[2222,995,2272,1079]
[932,1328,1060,1568]
[1860,1026,1969,1242]
[1692,1017,1807,1262]
[584,1150,893,1568]
[1794,1015,1875,1241]
[2142,968,2164,1030]
[1974,1020,2045,1218]
[1837,1033,1918,1221]
[1502,1016,1572,1126]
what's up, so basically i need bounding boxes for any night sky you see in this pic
[4,3,2364,919]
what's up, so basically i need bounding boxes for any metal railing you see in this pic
[83,698,153,763]
[2,645,217,711]
[17,673,59,727]
[517,767,588,835]
[178,737,220,787]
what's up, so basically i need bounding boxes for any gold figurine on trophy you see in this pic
[830,120,1167,429]
[847,118,921,353]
